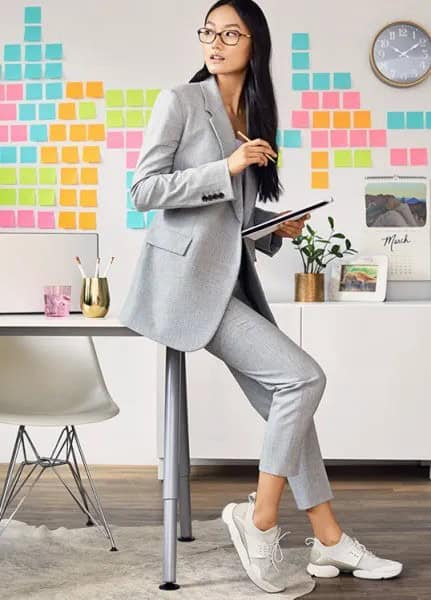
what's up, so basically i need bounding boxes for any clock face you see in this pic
[371,21,431,86]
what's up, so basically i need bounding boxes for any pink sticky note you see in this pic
[322,92,339,109]
[410,148,428,166]
[126,151,139,169]
[291,111,309,128]
[0,104,17,120]
[17,210,35,227]
[349,130,367,146]
[107,131,124,148]
[0,126,8,142]
[126,131,143,148]
[6,84,23,101]
[301,92,319,109]
[330,130,348,147]
[311,130,329,147]
[369,129,387,147]
[10,125,27,142]
[0,211,16,227]
[390,148,408,166]
[38,211,56,229]
[0,85,4,101]
[342,91,360,109]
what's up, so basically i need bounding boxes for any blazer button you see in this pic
[202,195,207,201]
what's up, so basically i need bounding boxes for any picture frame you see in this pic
[327,255,389,302]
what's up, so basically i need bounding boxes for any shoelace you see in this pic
[352,536,377,558]
[258,528,292,571]
[304,537,314,547]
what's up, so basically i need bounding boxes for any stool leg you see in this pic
[159,346,181,591]
[178,351,194,542]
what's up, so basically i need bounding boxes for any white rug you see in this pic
[0,518,316,599]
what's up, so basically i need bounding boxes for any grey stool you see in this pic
[159,347,195,591]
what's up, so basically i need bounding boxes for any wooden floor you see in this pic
[1,462,430,599]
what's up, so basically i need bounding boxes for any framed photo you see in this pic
[328,255,389,302]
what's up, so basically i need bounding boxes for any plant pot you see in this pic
[294,273,325,302]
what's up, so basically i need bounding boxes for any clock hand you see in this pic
[390,46,404,55]
[399,42,421,57]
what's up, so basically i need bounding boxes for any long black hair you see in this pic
[189,0,283,203]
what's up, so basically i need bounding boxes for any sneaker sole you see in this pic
[306,562,403,579]
[221,502,287,593]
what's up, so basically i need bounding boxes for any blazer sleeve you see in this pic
[253,206,283,257]
[130,88,236,212]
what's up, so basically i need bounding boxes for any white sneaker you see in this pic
[222,491,291,593]
[305,531,403,579]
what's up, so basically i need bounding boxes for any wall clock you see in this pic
[370,20,431,87]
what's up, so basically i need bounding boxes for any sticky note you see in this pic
[301,92,319,109]
[292,52,310,70]
[7,84,23,101]
[353,110,371,128]
[24,26,42,42]
[312,111,330,128]
[26,83,42,100]
[10,125,26,142]
[59,189,77,206]
[322,92,339,109]
[106,90,124,107]
[126,90,144,106]
[311,171,329,189]
[4,45,21,61]
[0,147,17,163]
[61,168,79,185]
[88,124,105,141]
[49,124,67,141]
[0,188,16,204]
[127,211,145,228]
[45,62,62,79]
[330,130,348,147]
[79,212,96,230]
[58,211,76,229]
[387,112,404,129]
[369,130,387,147]
[29,125,48,142]
[276,149,283,169]
[0,168,16,184]
[19,167,37,184]
[311,152,329,169]
[349,130,367,147]
[86,81,104,98]
[25,7,41,24]
[69,124,87,141]
[292,73,309,91]
[5,64,22,81]
[143,110,152,127]
[25,44,42,61]
[390,148,408,166]
[0,85,5,101]
[311,131,329,147]
[126,171,134,188]
[406,112,424,129]
[126,110,144,128]
[19,104,36,120]
[333,73,351,89]
[38,189,56,206]
[40,146,58,163]
[19,189,36,205]
[20,147,37,163]
[107,111,124,128]
[292,33,309,50]
[38,103,56,120]
[17,210,35,227]
[291,111,309,128]
[283,130,302,148]
[312,73,330,90]
[39,167,57,184]
[334,150,353,167]
[45,44,63,60]
[62,146,79,163]
[333,111,351,128]
[107,131,124,148]
[126,151,139,169]
[0,126,8,142]
[145,89,161,107]
[66,82,84,99]
[80,189,97,207]
[80,167,98,185]
[45,82,63,100]
[82,146,101,163]
[38,211,55,228]
[79,102,96,119]
[354,150,372,167]
[410,148,428,166]
[126,131,143,148]
[0,210,15,226]
[426,112,431,128]
[58,103,76,119]
[342,92,360,109]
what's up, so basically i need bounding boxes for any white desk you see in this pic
[0,314,139,336]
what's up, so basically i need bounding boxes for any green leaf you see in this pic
[331,244,340,253]
[333,233,345,239]
[328,216,334,229]
[306,224,315,236]
[346,239,351,249]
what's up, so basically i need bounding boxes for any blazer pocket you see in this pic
[146,226,193,256]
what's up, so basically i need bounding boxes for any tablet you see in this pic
[241,196,335,241]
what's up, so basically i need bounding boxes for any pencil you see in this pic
[236,130,277,164]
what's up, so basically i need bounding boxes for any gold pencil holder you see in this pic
[80,277,110,318]
[294,273,325,302]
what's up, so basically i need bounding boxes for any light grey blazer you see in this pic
[119,73,283,352]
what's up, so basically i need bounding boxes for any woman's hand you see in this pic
[227,138,277,176]
[273,210,310,239]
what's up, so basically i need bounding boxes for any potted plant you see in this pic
[292,216,358,302]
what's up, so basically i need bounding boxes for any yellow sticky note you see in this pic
[59,189,77,206]
[82,146,101,163]
[311,151,329,169]
[60,168,78,185]
[311,171,329,189]
[86,81,104,98]
[79,212,97,229]
[40,146,59,163]
[333,111,351,128]
[66,82,84,99]
[58,211,76,229]
[80,167,98,185]
[88,124,105,141]
[312,111,330,128]
[353,110,371,128]
[58,102,77,120]
[80,189,97,207]
[69,125,87,141]
[62,146,79,163]
[49,124,67,142]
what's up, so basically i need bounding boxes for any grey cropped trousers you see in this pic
[204,249,335,511]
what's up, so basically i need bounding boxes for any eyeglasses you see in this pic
[197,26,252,46]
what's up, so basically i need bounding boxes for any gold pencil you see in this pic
[236,130,277,164]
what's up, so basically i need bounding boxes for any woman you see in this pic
[119,0,403,593]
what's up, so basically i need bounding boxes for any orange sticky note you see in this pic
[79,212,97,229]
[80,167,98,185]
[86,81,104,98]
[40,146,58,163]
[80,189,97,207]
[58,211,76,229]
[69,125,87,141]
[311,171,329,189]
[353,110,371,128]
[82,146,101,163]
[60,167,78,185]
[62,146,79,163]
[312,111,330,129]
[311,151,329,169]
[66,82,84,99]
[49,124,67,142]
[333,111,351,128]
[58,102,77,120]
[59,188,77,206]
[88,124,105,141]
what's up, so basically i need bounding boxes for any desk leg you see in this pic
[178,351,194,542]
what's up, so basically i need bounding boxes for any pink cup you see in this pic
[43,285,72,317]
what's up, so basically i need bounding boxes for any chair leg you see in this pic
[0,426,24,520]
[178,351,194,543]
[159,346,181,591]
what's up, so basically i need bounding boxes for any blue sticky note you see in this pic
[0,147,18,163]
[292,73,310,90]
[406,111,424,129]
[126,191,134,209]
[276,129,283,146]
[4,44,21,61]
[313,73,330,90]
[127,211,145,228]
[45,43,63,60]
[146,210,156,227]
[24,26,42,42]
[426,112,431,129]
[45,62,62,79]
[283,130,302,148]
[24,63,42,79]
[26,83,43,100]
[25,6,42,24]
[292,33,309,50]
[5,64,22,81]
[18,103,36,120]
[45,82,63,100]
[292,52,310,70]
[38,103,56,120]
[29,124,48,142]
[126,171,134,189]
[20,146,38,163]
[387,112,405,129]
[25,44,42,61]
[333,72,351,89]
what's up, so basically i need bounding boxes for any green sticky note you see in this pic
[0,189,16,205]
[19,188,36,205]
[38,189,56,206]
[292,52,310,70]
[107,110,124,128]
[406,112,424,129]
[292,73,309,90]
[143,109,152,127]
[126,89,144,106]
[0,168,16,184]
[126,110,144,128]
[19,167,37,184]
[39,167,57,184]
[79,102,97,119]
[106,90,124,107]
[334,150,353,167]
[354,150,372,168]
[145,89,161,107]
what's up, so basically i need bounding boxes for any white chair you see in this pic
[0,336,119,551]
